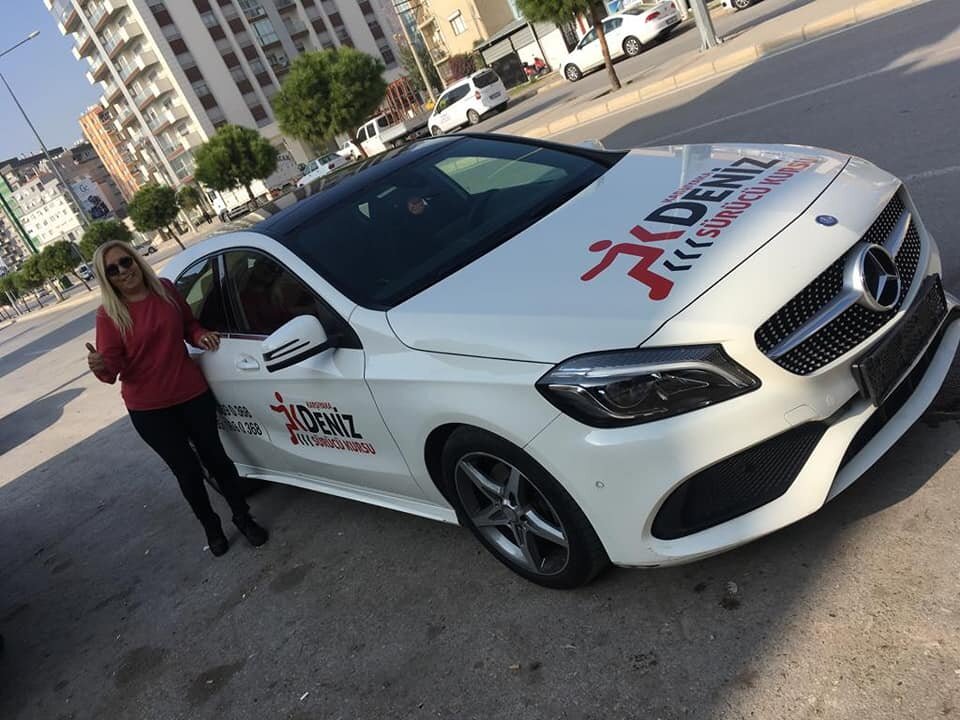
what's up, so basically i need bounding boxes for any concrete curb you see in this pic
[523,0,928,138]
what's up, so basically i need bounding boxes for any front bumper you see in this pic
[524,171,959,567]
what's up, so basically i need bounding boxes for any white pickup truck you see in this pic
[356,111,430,157]
[209,151,301,221]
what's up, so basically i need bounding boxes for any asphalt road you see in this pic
[3,3,960,719]
[474,0,821,136]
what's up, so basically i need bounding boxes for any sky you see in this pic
[0,1,100,163]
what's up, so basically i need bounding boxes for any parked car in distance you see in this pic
[428,69,508,135]
[721,0,759,9]
[338,140,363,162]
[297,152,352,188]
[135,241,157,256]
[561,1,681,81]
[76,263,94,281]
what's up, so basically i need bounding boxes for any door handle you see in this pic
[235,355,261,371]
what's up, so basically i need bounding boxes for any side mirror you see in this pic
[261,316,336,373]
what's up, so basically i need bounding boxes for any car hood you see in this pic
[387,143,850,363]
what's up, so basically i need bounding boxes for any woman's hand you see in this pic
[85,342,105,374]
[198,332,221,351]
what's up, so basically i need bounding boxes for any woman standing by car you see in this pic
[85,239,268,557]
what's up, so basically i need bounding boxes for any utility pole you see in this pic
[688,0,720,50]
[393,0,438,104]
[0,31,92,229]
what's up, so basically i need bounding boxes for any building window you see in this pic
[450,11,466,35]
[369,20,384,39]
[230,65,248,83]
[200,10,218,27]
[380,45,396,67]
[253,19,280,46]
[248,58,266,74]
[250,104,268,121]
[191,79,211,97]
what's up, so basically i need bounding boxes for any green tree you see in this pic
[177,184,212,223]
[0,273,24,316]
[194,124,279,204]
[128,183,184,250]
[518,0,620,90]
[42,240,92,292]
[19,254,59,305]
[399,42,441,97]
[273,48,387,155]
[79,219,133,260]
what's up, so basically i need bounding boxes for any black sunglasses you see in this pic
[105,256,135,277]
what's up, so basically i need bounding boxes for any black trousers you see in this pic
[129,390,249,526]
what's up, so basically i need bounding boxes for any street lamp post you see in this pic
[0,31,92,231]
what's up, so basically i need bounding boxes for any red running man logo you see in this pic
[580,226,682,301]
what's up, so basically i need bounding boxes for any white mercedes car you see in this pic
[162,134,959,588]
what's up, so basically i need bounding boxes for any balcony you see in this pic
[105,21,142,58]
[71,29,94,59]
[118,49,158,85]
[241,4,266,20]
[147,104,188,134]
[134,77,173,111]
[49,0,81,34]
[285,20,309,36]
[87,55,110,83]
[275,0,297,11]
[90,0,127,31]
[103,79,124,103]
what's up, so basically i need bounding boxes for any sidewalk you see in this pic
[503,0,933,138]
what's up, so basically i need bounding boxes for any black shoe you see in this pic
[234,514,268,547]
[203,517,229,557]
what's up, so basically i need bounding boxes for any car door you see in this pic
[432,89,453,131]
[175,250,425,500]
[603,17,626,56]
[444,85,472,131]
[574,27,601,69]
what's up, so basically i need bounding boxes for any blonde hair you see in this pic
[93,240,174,335]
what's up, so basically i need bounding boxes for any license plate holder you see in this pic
[852,275,947,406]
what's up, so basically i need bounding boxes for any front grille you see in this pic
[756,192,923,375]
[651,423,827,540]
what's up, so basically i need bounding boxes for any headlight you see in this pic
[536,345,759,428]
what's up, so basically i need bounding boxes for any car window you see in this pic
[450,85,471,103]
[604,18,623,31]
[473,70,499,88]
[357,126,367,142]
[579,29,597,47]
[271,137,613,309]
[175,257,230,332]
[377,116,389,128]
[221,250,340,337]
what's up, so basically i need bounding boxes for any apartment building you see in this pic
[409,0,518,79]
[46,0,407,191]
[0,145,124,250]
[80,105,142,200]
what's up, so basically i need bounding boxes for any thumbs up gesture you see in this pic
[85,342,105,374]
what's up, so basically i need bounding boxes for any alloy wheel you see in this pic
[454,452,570,576]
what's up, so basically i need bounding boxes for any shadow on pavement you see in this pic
[2,354,960,718]
[0,309,97,382]
[0,388,84,456]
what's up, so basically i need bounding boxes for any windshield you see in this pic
[275,137,615,310]
[473,70,499,88]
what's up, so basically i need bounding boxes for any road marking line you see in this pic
[533,0,948,141]
[904,166,960,182]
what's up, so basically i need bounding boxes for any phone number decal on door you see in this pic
[216,403,266,437]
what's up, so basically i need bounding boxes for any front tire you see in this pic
[623,35,643,56]
[564,64,582,82]
[430,125,443,136]
[441,427,609,589]
[467,109,481,125]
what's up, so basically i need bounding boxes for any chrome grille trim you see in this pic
[767,204,912,360]
[756,191,924,375]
